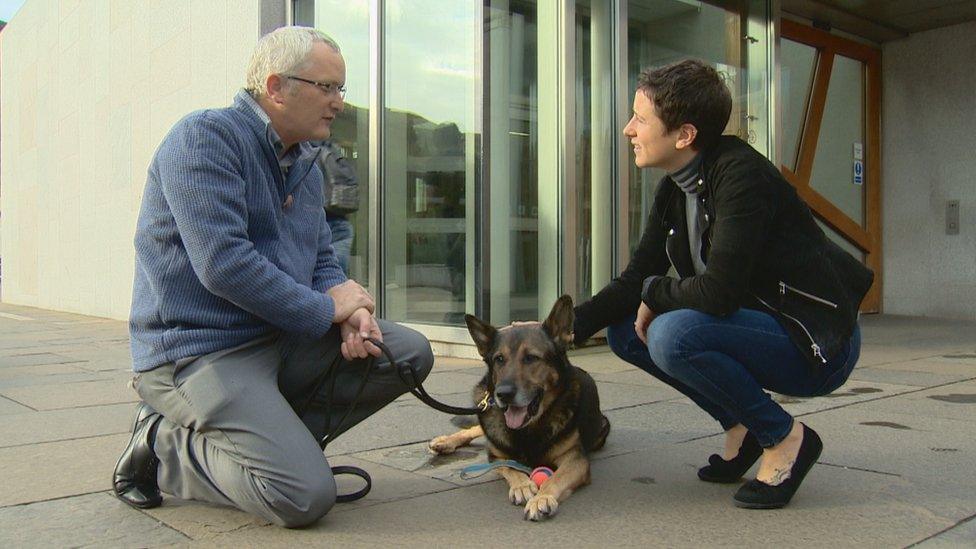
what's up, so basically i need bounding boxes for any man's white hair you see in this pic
[245,26,340,97]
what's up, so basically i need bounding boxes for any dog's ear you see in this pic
[465,314,497,358]
[542,295,574,346]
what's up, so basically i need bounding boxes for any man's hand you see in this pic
[340,308,383,360]
[634,302,656,345]
[328,280,375,324]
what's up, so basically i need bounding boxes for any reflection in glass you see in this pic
[780,38,817,173]
[298,0,371,287]
[487,1,540,324]
[383,0,539,326]
[810,54,865,226]
[575,0,615,302]
[382,1,478,324]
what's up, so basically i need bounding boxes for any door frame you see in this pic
[779,18,882,312]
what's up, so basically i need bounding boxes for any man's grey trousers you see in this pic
[134,320,434,527]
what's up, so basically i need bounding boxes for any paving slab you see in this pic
[203,442,956,548]
[799,407,976,522]
[0,374,138,410]
[145,456,456,541]
[848,366,970,387]
[1,303,975,547]
[586,378,681,410]
[0,369,120,391]
[845,378,976,424]
[142,499,265,541]
[0,362,93,381]
[859,315,976,343]
[323,399,467,457]
[771,378,920,418]
[44,345,136,372]
[0,395,33,415]
[916,516,976,548]
[427,356,482,372]
[568,351,635,374]
[0,492,189,547]
[868,356,976,378]
[0,433,130,507]
[0,351,86,368]
[0,333,102,348]
[857,343,976,367]
[355,442,486,486]
[143,455,457,542]
[0,311,36,322]
[591,367,674,387]
[603,399,721,445]
[0,402,136,447]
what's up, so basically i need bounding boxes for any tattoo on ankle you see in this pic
[768,463,794,485]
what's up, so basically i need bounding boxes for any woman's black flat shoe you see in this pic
[733,424,823,509]
[698,431,762,483]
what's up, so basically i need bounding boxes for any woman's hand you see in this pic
[634,302,656,345]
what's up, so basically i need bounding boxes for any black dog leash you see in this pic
[395,360,492,416]
[299,336,487,502]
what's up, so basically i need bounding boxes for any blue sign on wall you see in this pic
[853,160,864,185]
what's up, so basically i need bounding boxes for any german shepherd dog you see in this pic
[429,296,610,520]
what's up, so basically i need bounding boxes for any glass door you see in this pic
[381,0,541,326]
[299,0,372,289]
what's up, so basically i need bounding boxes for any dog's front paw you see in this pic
[508,478,538,506]
[524,494,559,521]
[428,435,459,455]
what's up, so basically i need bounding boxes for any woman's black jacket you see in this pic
[573,136,874,367]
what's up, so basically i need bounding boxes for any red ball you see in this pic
[530,466,554,488]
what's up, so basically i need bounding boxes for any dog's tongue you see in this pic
[504,406,528,429]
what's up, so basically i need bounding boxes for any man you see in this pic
[573,59,872,509]
[113,27,434,527]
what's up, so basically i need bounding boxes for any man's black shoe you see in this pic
[113,402,163,509]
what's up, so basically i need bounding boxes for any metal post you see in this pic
[368,0,384,312]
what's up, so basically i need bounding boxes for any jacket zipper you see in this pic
[779,282,838,309]
[665,228,676,272]
[754,295,828,364]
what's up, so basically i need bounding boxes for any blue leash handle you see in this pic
[460,460,533,480]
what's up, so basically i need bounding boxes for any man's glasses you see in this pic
[284,75,347,99]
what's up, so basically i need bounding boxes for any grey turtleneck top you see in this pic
[671,154,707,275]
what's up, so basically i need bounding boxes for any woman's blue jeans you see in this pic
[606,308,860,447]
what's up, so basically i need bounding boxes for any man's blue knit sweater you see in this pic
[129,91,347,372]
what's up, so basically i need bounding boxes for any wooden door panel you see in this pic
[781,19,882,312]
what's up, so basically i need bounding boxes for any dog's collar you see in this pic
[477,390,495,412]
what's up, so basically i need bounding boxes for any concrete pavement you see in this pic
[1,303,974,547]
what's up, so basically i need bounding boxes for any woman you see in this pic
[573,59,873,509]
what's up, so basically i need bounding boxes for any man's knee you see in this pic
[410,333,434,382]
[264,469,336,528]
[386,322,434,383]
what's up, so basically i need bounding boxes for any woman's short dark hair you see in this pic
[637,59,732,150]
